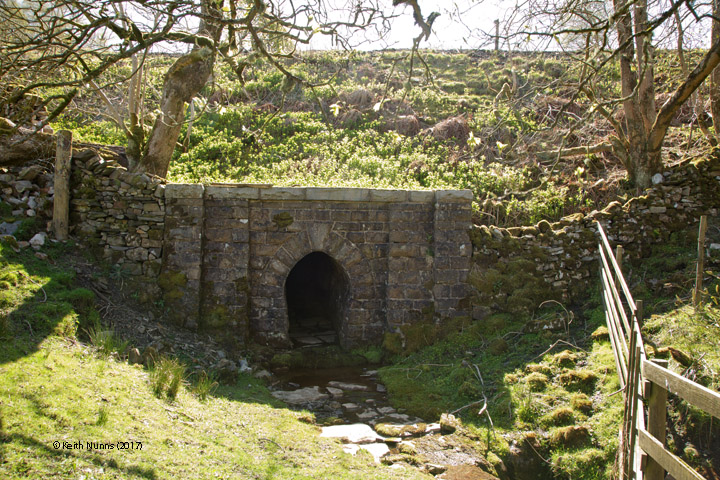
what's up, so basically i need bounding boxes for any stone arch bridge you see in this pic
[159,184,472,349]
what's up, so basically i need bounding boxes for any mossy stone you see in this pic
[382,332,403,355]
[158,271,188,290]
[272,212,294,228]
[489,338,509,356]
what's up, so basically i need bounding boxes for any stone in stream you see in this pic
[342,443,390,463]
[425,463,447,475]
[294,336,323,347]
[342,402,361,412]
[321,423,385,444]
[377,406,395,415]
[326,387,344,397]
[327,380,369,391]
[356,409,379,421]
[387,413,411,422]
[425,423,442,434]
[271,386,328,404]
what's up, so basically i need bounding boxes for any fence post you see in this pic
[623,329,638,480]
[494,20,500,51]
[52,130,72,241]
[644,359,669,480]
[615,244,624,288]
[694,215,708,308]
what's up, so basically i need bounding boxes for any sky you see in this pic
[304,0,506,51]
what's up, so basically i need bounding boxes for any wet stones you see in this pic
[271,386,329,405]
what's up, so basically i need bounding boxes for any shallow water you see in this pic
[272,365,420,424]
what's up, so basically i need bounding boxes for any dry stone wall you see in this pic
[468,155,720,320]
[70,154,166,287]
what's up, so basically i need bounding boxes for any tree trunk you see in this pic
[711,0,720,139]
[138,1,221,178]
[613,0,652,187]
[633,0,656,131]
[139,48,216,177]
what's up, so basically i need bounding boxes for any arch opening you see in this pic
[285,251,349,347]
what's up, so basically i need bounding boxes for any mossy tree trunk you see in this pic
[137,1,221,178]
[611,0,720,188]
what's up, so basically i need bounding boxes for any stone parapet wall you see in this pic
[468,156,720,319]
[62,148,720,347]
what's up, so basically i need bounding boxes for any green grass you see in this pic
[0,336,433,479]
[0,243,431,479]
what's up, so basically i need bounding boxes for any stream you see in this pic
[269,365,499,479]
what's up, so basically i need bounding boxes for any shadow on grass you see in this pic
[7,433,157,479]
[0,242,97,366]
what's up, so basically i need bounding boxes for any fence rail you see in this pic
[597,221,720,480]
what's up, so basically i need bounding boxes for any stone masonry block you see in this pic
[165,184,205,198]
[260,187,306,200]
[306,187,370,202]
[205,185,260,200]
[435,189,473,203]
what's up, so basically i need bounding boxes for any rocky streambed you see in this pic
[269,366,501,479]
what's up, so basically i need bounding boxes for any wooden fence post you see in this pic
[645,359,669,480]
[616,245,624,287]
[694,215,708,308]
[52,130,72,241]
[494,20,500,51]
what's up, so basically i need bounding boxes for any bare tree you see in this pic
[505,0,720,188]
[0,0,433,177]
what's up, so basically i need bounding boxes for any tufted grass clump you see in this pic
[553,349,578,367]
[571,393,594,414]
[549,425,591,448]
[86,320,129,358]
[191,370,218,402]
[150,357,186,401]
[96,405,110,426]
[545,407,575,426]
[525,371,549,391]
[557,369,598,393]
